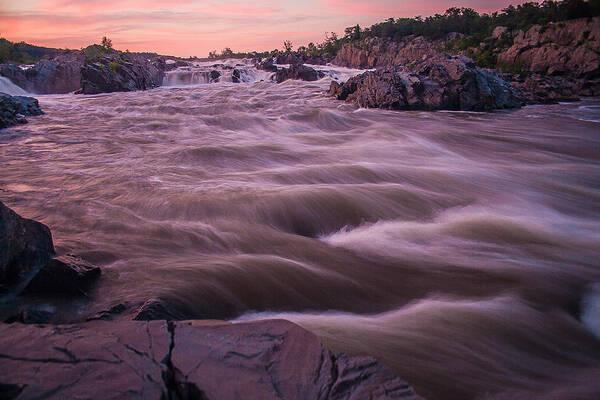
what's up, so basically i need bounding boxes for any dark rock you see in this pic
[0,93,43,129]
[0,383,25,400]
[275,64,325,83]
[209,70,221,82]
[86,303,127,321]
[27,52,85,94]
[0,64,31,92]
[232,68,241,83]
[331,56,522,111]
[502,72,597,104]
[133,298,188,321]
[0,319,424,400]
[80,54,164,94]
[4,308,54,324]
[25,255,101,295]
[0,201,53,290]
[256,59,278,72]
[0,201,100,296]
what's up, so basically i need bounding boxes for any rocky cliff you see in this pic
[0,46,166,95]
[331,17,600,104]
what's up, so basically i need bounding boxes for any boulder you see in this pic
[0,200,53,289]
[0,201,100,296]
[232,68,242,83]
[0,319,424,400]
[25,255,101,295]
[275,64,325,83]
[330,56,522,111]
[80,54,164,94]
[0,93,44,129]
[256,59,279,72]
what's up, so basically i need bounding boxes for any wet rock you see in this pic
[25,255,101,295]
[0,319,424,400]
[0,64,31,92]
[275,64,325,83]
[133,298,188,321]
[503,73,584,104]
[80,54,164,94]
[0,201,100,296]
[86,303,128,321]
[256,59,278,72]
[209,69,221,82]
[232,68,242,83]
[4,308,54,324]
[0,201,53,290]
[0,93,43,129]
[331,56,522,111]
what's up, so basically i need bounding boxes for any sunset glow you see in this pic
[2,0,532,57]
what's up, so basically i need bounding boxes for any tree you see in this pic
[283,40,293,53]
[101,36,113,50]
[221,47,234,58]
[208,50,218,59]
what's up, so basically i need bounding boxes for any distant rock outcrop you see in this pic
[0,93,43,129]
[0,319,424,400]
[330,56,522,111]
[80,53,164,94]
[276,64,325,83]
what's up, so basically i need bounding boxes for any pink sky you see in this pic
[1,0,532,57]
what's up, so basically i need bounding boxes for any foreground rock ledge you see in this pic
[0,319,423,400]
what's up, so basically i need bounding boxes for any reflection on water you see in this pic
[1,70,599,400]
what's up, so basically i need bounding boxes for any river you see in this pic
[1,61,599,400]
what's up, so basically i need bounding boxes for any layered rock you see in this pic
[80,54,164,94]
[276,52,327,65]
[333,35,442,69]
[498,17,600,79]
[0,93,43,129]
[0,319,424,400]
[276,64,325,83]
[330,56,522,111]
[0,201,100,295]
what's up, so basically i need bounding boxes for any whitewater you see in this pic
[1,61,599,400]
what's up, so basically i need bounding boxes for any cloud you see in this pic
[0,0,533,57]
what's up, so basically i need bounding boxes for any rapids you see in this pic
[1,64,599,399]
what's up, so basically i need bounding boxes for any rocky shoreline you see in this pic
[0,201,423,399]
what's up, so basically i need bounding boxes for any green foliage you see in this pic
[283,40,293,53]
[300,0,600,60]
[0,38,62,64]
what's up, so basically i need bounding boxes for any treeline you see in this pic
[0,38,63,64]
[295,0,600,59]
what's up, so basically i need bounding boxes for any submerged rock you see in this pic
[0,319,424,400]
[0,93,43,129]
[330,56,522,111]
[0,201,100,296]
[276,64,325,83]
[133,298,188,321]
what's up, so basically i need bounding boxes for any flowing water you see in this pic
[1,62,600,400]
